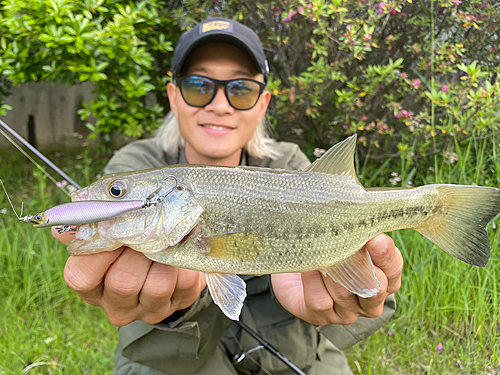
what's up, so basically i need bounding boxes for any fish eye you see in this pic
[108,180,127,198]
[35,214,42,221]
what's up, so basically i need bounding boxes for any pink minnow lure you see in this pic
[18,178,179,227]
[19,200,145,227]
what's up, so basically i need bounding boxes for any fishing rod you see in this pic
[0,118,307,375]
[236,320,307,375]
[0,118,82,189]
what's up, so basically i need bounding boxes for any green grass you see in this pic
[348,133,500,374]
[346,229,500,374]
[0,140,499,374]
[0,147,116,374]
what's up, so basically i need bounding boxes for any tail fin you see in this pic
[417,185,500,267]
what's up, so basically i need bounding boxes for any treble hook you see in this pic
[56,225,76,234]
[143,175,184,208]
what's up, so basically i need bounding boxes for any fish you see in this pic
[22,135,500,320]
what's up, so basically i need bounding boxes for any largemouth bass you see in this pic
[23,135,500,320]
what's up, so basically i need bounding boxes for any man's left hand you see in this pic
[271,234,403,326]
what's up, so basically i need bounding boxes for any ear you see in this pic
[257,90,271,123]
[167,82,179,118]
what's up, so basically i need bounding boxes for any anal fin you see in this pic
[205,273,246,321]
[321,247,381,298]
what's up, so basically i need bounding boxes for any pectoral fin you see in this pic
[321,247,381,298]
[205,273,246,321]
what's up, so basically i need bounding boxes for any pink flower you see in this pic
[306,3,313,9]
[56,180,68,188]
[298,6,305,14]
[436,342,443,351]
[283,10,297,23]
[411,78,421,89]
[441,85,448,93]
[314,148,326,158]
[378,2,386,14]
[395,110,413,120]
[274,7,281,16]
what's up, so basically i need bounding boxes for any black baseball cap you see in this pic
[172,17,269,84]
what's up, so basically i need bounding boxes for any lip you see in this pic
[200,123,235,135]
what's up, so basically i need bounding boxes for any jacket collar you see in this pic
[175,147,248,166]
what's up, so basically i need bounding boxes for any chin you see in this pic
[205,149,234,159]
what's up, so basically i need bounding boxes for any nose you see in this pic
[205,86,234,115]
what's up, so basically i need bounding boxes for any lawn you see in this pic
[0,144,499,374]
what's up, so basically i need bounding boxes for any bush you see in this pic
[0,0,174,138]
[1,0,499,182]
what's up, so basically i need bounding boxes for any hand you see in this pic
[52,227,206,326]
[271,234,403,326]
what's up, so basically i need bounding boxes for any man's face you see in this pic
[167,43,271,166]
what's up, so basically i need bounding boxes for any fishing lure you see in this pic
[16,176,180,227]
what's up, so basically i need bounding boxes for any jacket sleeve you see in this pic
[117,289,233,374]
[317,294,396,350]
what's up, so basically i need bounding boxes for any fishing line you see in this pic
[0,179,24,218]
[0,119,81,190]
[0,126,69,195]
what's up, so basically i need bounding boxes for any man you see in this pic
[56,17,403,374]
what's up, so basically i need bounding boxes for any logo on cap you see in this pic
[201,20,233,34]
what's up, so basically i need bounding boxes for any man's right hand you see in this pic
[53,228,206,326]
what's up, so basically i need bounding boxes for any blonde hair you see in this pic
[155,111,281,160]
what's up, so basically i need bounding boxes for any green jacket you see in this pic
[105,138,397,375]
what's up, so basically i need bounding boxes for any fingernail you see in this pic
[370,234,389,254]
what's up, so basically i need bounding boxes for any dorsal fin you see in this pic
[304,134,362,186]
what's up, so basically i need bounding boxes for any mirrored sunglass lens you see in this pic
[181,77,215,106]
[226,80,261,109]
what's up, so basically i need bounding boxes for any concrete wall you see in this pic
[0,81,96,149]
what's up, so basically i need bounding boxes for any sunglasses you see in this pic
[175,75,266,110]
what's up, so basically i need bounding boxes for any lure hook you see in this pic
[143,175,183,208]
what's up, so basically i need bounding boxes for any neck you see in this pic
[184,144,242,167]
